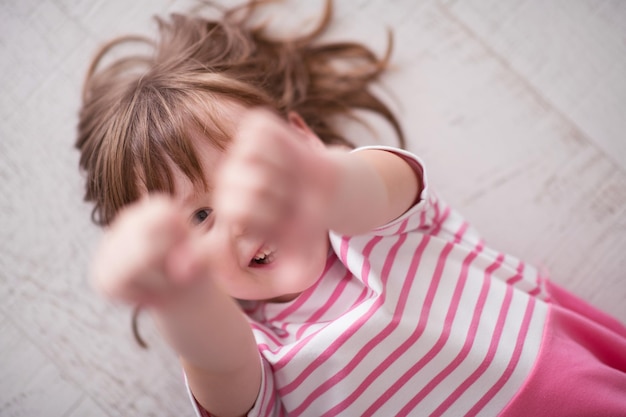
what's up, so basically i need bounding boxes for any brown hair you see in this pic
[76,0,404,227]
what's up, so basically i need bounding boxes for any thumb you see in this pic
[165,237,203,285]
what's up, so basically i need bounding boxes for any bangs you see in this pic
[132,88,234,196]
[104,85,250,226]
[128,74,272,199]
[85,66,273,226]
[126,70,275,200]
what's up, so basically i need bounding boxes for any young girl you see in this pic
[76,1,626,416]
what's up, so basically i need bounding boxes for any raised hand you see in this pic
[213,109,336,246]
[91,195,202,306]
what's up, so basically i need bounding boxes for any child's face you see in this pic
[167,109,330,302]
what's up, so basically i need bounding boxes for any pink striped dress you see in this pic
[190,147,626,417]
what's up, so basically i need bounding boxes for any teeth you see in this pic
[255,253,275,264]
[253,244,276,263]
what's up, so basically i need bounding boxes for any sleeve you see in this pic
[245,356,283,417]
[185,355,283,417]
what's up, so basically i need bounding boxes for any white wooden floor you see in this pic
[1,0,625,416]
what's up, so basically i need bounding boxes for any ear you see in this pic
[287,111,324,149]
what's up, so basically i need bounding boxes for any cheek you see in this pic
[286,233,331,291]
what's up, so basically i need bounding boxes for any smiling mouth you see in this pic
[250,244,277,266]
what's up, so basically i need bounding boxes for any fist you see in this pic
[91,196,200,306]
[213,109,336,240]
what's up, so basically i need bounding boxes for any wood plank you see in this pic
[0,317,83,417]
[64,397,110,417]
[2,281,190,416]
[441,0,626,169]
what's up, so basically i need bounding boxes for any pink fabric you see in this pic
[501,282,626,417]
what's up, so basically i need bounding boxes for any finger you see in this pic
[165,238,204,285]
[92,195,191,304]
[219,185,295,233]
[215,164,296,232]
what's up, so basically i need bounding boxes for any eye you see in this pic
[191,208,213,226]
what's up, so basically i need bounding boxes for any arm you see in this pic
[92,198,260,417]
[215,109,423,240]
[322,148,422,235]
[153,278,260,417]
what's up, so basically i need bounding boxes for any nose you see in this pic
[194,221,264,276]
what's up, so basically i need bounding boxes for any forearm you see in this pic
[151,278,260,416]
[323,148,421,235]
[151,278,255,371]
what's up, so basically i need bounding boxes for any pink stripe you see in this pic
[339,236,350,264]
[271,256,338,323]
[264,383,282,417]
[295,269,353,340]
[454,221,468,242]
[466,296,537,416]
[418,209,428,229]
[363,239,483,416]
[432,197,441,222]
[251,322,284,347]
[269,329,319,368]
[257,361,269,416]
[256,342,282,360]
[431,256,513,415]
[532,274,544,297]
[403,253,504,415]
[281,219,411,404]
[361,235,383,287]
[430,205,450,237]
[317,235,435,417]
[506,261,524,285]
[255,324,332,365]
